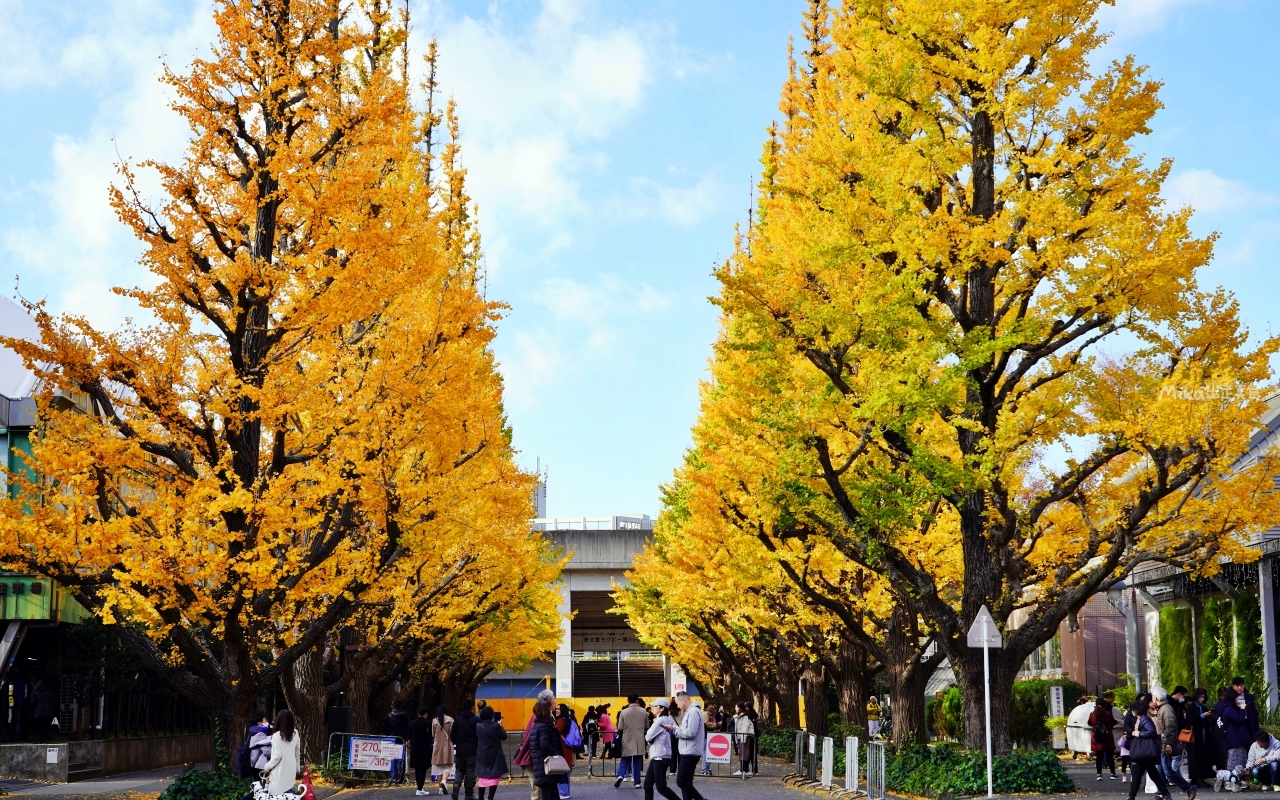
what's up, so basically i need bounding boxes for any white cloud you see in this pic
[657,174,727,227]
[1094,0,1214,38]
[1,1,213,330]
[422,0,651,226]
[601,173,728,227]
[498,274,674,406]
[1163,168,1272,214]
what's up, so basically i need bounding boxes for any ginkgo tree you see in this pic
[0,0,556,756]
[705,0,1280,753]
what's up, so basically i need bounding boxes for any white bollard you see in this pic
[822,736,834,788]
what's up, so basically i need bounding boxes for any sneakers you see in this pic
[614,777,624,789]
[1111,775,1119,781]
[415,792,426,797]
[733,771,744,777]
[1097,775,1104,781]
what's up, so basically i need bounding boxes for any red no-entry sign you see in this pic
[706,732,732,763]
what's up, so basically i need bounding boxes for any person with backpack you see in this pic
[583,707,600,759]
[1089,692,1118,781]
[554,704,577,799]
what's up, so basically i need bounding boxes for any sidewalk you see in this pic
[1,764,190,797]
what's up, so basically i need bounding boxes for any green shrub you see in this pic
[1201,596,1233,693]
[1159,605,1195,691]
[885,744,1073,796]
[1110,675,1136,712]
[932,686,964,741]
[1234,593,1264,695]
[1009,678,1083,748]
[756,725,799,759]
[158,768,250,800]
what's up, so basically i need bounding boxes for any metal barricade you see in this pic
[845,735,860,793]
[866,741,887,800]
[325,732,407,784]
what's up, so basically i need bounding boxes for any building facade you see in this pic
[480,515,689,721]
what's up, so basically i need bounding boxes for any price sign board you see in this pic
[348,736,403,771]
[705,732,732,764]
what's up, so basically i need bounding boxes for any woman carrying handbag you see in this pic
[1128,698,1170,800]
[530,700,571,800]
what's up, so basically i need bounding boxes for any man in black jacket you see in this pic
[451,700,480,800]
[384,700,412,784]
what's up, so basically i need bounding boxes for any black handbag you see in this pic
[1128,731,1160,761]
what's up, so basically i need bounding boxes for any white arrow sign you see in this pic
[967,604,1001,799]
[966,604,1003,649]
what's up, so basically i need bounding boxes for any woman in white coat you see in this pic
[261,709,300,795]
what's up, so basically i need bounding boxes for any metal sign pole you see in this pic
[983,616,992,799]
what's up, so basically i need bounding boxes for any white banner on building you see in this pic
[572,629,645,651]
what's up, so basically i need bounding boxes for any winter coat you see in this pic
[618,704,649,758]
[1128,715,1162,763]
[599,712,616,743]
[529,720,565,786]
[646,717,675,760]
[384,709,411,740]
[1221,701,1254,750]
[476,720,509,779]
[1156,701,1182,749]
[452,711,480,758]
[408,717,433,768]
[554,718,577,765]
[248,725,273,770]
[1089,702,1117,752]
[262,730,300,796]
[431,716,455,769]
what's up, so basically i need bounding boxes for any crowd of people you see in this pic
[370,689,759,800]
[1087,676,1273,799]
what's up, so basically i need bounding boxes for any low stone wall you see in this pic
[102,733,213,776]
[0,733,212,782]
[0,743,70,782]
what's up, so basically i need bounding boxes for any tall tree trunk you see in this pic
[754,692,773,725]
[802,661,829,738]
[775,643,801,728]
[282,646,329,765]
[347,657,378,734]
[958,646,1016,754]
[833,631,870,728]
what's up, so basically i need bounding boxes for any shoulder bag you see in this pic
[544,754,571,775]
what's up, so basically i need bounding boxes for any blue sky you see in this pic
[0,0,1276,517]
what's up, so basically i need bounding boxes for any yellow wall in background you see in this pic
[485,696,636,731]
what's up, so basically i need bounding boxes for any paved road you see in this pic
[340,757,817,800]
[1,765,188,797]
[0,758,821,800]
